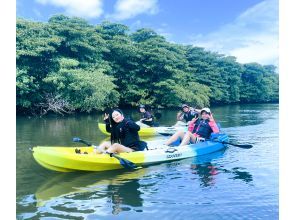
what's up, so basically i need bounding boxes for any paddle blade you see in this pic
[238,144,253,149]
[72,137,81,142]
[110,153,139,170]
[118,158,138,170]
[72,137,92,146]
[222,141,253,149]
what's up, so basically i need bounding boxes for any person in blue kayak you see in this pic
[139,104,154,127]
[165,107,220,146]
[177,104,199,123]
[95,109,147,154]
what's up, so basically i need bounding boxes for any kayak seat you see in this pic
[170,137,181,147]
[138,141,149,151]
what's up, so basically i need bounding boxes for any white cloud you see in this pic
[107,0,158,20]
[35,0,103,18]
[190,0,278,65]
[33,8,42,18]
[130,20,143,29]
[155,27,173,41]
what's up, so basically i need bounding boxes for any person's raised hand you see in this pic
[103,113,109,120]
[191,117,197,123]
[208,113,214,121]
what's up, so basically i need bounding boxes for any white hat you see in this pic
[201,108,211,114]
[181,104,189,108]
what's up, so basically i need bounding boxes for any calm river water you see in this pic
[16,104,278,219]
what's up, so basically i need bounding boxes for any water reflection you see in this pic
[190,150,226,187]
[211,104,278,128]
[34,169,146,207]
[221,167,253,183]
[107,179,143,215]
[16,114,103,146]
[190,149,253,187]
[191,163,218,187]
[16,169,148,218]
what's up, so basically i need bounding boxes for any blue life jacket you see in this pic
[195,119,213,139]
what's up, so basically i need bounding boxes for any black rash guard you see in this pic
[105,119,143,150]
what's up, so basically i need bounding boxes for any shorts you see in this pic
[127,141,148,151]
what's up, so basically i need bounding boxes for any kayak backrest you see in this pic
[217,123,221,131]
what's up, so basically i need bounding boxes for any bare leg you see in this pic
[165,130,186,146]
[107,143,134,154]
[94,141,111,154]
[180,131,197,146]
[174,121,187,127]
[136,121,150,128]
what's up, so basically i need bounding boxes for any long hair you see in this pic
[109,108,124,144]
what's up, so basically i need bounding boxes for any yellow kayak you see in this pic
[98,123,157,136]
[98,123,187,137]
[33,146,145,172]
[32,134,228,172]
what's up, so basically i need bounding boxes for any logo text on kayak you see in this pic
[166,153,182,159]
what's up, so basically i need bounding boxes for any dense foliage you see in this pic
[16,15,279,115]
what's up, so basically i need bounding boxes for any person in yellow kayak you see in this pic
[138,104,154,127]
[176,104,200,124]
[95,109,147,154]
[165,108,220,146]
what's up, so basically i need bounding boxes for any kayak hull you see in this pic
[98,123,187,137]
[32,134,228,172]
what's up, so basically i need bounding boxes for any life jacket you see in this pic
[184,110,198,122]
[191,118,201,133]
[141,111,154,126]
[195,119,213,139]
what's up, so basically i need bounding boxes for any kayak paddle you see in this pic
[211,139,253,149]
[107,152,138,170]
[72,137,91,146]
[72,137,140,170]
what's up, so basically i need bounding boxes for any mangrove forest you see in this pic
[16,15,279,115]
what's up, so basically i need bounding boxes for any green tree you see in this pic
[16,18,61,112]
[16,15,279,115]
[186,46,229,104]
[48,15,109,69]
[215,56,243,103]
[43,67,119,113]
[240,63,278,103]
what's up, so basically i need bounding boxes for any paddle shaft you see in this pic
[72,137,139,169]
[78,139,92,146]
[211,139,253,149]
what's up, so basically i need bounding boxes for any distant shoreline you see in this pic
[16,102,279,117]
